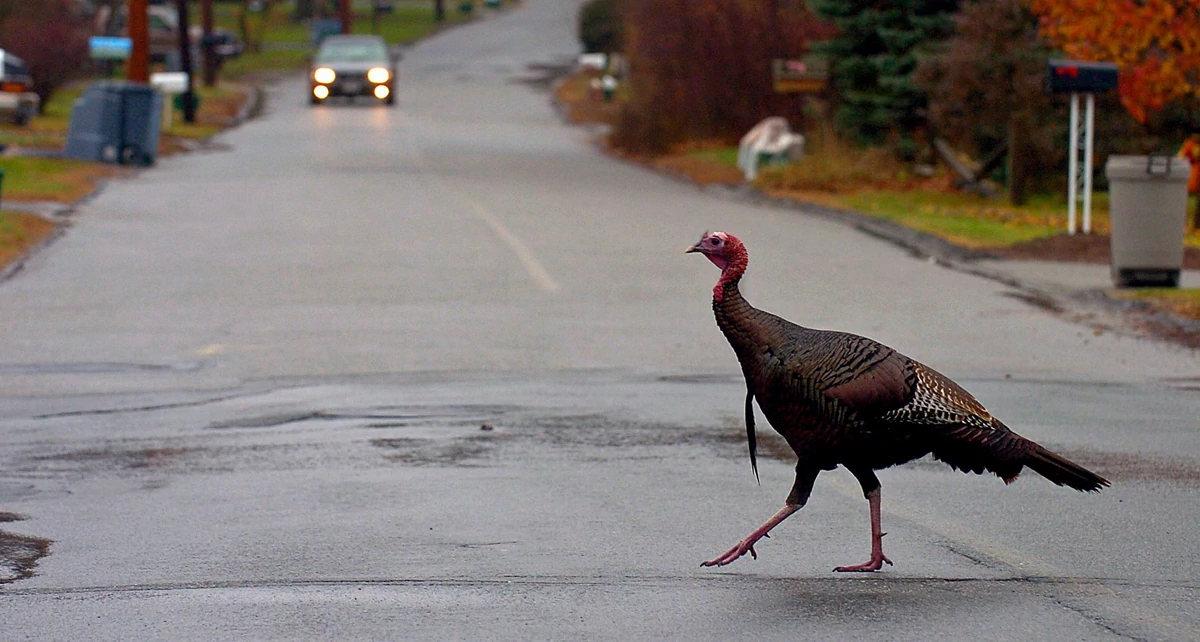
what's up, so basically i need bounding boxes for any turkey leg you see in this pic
[833,487,893,572]
[702,466,817,567]
[700,503,800,567]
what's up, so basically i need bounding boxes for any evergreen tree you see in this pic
[578,0,624,54]
[915,0,1056,204]
[810,0,958,148]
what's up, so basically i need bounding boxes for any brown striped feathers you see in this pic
[688,231,1108,571]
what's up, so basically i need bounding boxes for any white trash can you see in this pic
[1104,154,1190,287]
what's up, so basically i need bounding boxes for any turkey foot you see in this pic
[833,550,893,572]
[834,488,892,572]
[701,538,760,567]
[701,504,799,567]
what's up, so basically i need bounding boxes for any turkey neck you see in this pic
[712,266,762,359]
[712,261,812,366]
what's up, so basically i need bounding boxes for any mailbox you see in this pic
[1047,59,1118,94]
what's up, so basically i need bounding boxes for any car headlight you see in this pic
[313,67,336,84]
[367,67,391,84]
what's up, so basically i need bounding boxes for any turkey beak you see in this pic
[685,243,700,254]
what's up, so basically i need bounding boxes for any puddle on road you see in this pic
[0,513,51,584]
[523,414,747,450]
[206,405,520,431]
[8,405,760,478]
[371,437,495,467]
[30,447,189,473]
[364,413,749,466]
[12,402,1195,488]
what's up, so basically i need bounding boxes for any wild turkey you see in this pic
[686,231,1109,572]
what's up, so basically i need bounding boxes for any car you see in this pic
[0,49,40,126]
[309,35,396,106]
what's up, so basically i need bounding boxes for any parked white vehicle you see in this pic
[0,49,40,126]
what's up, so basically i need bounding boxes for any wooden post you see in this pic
[128,0,150,82]
[340,0,352,33]
[175,0,197,123]
[201,0,217,87]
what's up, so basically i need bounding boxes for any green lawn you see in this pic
[0,157,113,202]
[689,147,741,168]
[842,191,1072,249]
[220,47,313,78]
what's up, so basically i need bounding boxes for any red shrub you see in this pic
[0,0,91,113]
[611,0,834,155]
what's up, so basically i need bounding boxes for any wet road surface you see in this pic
[2,374,1198,639]
[1,0,1198,639]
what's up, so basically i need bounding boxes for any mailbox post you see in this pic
[1047,59,1119,235]
[150,72,188,129]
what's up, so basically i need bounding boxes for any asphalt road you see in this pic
[1,1,1198,639]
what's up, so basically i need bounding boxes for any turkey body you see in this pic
[689,231,1108,571]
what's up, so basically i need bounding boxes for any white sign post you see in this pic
[1047,59,1117,235]
[1066,91,1097,235]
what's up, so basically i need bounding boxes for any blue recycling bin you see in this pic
[64,81,162,167]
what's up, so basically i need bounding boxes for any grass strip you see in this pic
[0,211,58,272]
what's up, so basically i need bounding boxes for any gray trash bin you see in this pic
[1104,154,1190,287]
[64,81,162,167]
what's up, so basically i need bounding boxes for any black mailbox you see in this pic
[1047,59,1119,93]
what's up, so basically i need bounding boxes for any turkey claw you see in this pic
[833,553,893,573]
[701,541,757,567]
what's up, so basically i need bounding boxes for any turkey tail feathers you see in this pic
[1024,444,1110,492]
[745,390,759,483]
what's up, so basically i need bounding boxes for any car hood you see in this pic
[313,61,391,74]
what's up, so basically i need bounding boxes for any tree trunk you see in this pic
[293,0,314,21]
[200,0,217,87]
[174,0,196,123]
[240,0,276,53]
[339,0,351,34]
[128,0,149,82]
[252,0,276,47]
[434,0,445,22]
[1007,114,1029,206]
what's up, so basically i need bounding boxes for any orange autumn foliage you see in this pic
[1030,0,1200,123]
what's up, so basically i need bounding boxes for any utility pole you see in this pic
[128,0,150,82]
[340,0,352,34]
[175,0,197,123]
[201,0,218,87]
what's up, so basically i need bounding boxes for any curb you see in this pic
[0,213,69,284]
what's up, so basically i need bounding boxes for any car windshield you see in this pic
[316,39,387,63]
[1,51,29,77]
